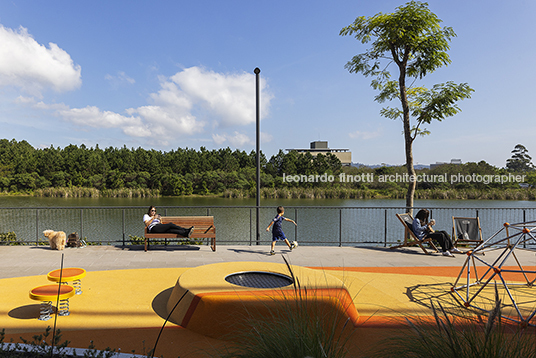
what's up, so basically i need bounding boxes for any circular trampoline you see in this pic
[225,271,293,288]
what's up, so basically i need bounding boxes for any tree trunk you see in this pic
[404,126,416,214]
[398,64,415,215]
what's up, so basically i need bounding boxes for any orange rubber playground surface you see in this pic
[1,245,535,357]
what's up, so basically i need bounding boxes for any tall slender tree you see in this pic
[340,1,473,212]
[506,144,534,172]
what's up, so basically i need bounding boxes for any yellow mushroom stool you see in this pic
[29,284,75,320]
[47,267,86,295]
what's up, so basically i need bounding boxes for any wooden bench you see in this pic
[144,216,216,252]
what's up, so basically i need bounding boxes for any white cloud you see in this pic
[105,71,135,87]
[130,104,203,137]
[171,67,273,127]
[0,25,81,97]
[53,106,150,140]
[45,77,206,142]
[261,132,273,143]
[211,131,253,147]
[228,132,253,147]
[212,133,227,145]
[212,131,271,148]
[57,106,138,128]
[17,96,70,111]
[24,66,273,147]
[15,96,37,104]
[349,128,383,140]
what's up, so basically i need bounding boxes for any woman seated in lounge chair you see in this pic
[412,209,462,257]
[143,206,193,237]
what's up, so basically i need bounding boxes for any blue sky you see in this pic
[0,0,534,168]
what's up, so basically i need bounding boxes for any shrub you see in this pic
[219,257,354,358]
[369,286,536,358]
[0,232,18,246]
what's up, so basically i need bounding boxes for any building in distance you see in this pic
[430,158,462,170]
[286,141,352,165]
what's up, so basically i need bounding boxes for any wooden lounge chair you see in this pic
[391,213,439,254]
[452,217,483,247]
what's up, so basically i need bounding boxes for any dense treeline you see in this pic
[0,139,342,196]
[1,138,534,199]
[325,163,536,200]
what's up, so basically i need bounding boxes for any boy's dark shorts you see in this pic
[272,233,287,241]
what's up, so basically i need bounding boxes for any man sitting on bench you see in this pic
[143,206,193,237]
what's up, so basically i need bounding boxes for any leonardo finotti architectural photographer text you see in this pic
[282,173,527,185]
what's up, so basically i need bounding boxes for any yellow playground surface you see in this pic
[1,246,535,357]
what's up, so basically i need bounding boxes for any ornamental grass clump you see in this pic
[219,257,355,358]
[369,286,536,358]
[0,327,130,358]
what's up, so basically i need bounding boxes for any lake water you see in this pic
[1,196,536,247]
[2,195,536,209]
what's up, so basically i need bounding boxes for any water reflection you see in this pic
[2,196,536,208]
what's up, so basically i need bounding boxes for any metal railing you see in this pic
[1,205,536,248]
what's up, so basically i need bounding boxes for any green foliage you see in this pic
[340,1,473,209]
[221,161,536,200]
[219,257,353,358]
[0,139,344,196]
[370,287,536,358]
[0,232,18,246]
[129,234,145,246]
[2,138,533,199]
[0,327,124,358]
[506,144,535,172]
[340,1,455,79]
[129,235,203,246]
[16,327,71,358]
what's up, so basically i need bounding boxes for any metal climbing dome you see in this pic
[451,220,536,327]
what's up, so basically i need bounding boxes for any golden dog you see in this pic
[43,230,66,250]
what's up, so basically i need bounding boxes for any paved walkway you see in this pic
[0,243,512,279]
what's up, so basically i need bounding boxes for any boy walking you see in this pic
[266,206,297,255]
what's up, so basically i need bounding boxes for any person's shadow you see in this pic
[228,248,276,256]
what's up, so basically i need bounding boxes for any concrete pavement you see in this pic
[1,243,521,279]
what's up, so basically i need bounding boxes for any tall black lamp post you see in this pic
[254,67,261,245]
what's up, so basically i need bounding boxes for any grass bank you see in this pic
[3,186,536,201]
[33,187,160,198]
[223,187,536,201]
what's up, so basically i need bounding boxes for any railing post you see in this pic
[206,208,211,247]
[523,209,526,248]
[80,209,83,243]
[249,208,252,246]
[122,209,126,247]
[295,208,298,243]
[257,206,262,245]
[384,209,387,247]
[36,209,39,245]
[339,209,342,247]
